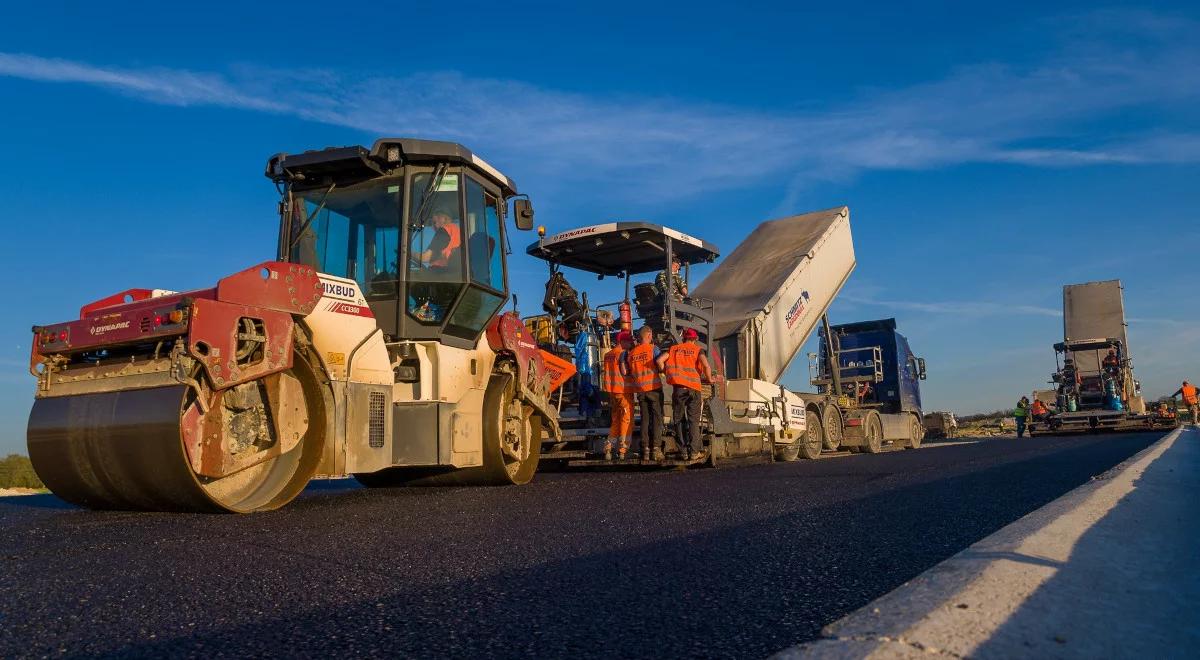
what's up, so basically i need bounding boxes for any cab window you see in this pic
[407,172,465,324]
[464,177,506,292]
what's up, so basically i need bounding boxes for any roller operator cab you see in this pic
[27,139,564,513]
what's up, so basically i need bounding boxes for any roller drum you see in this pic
[27,353,325,513]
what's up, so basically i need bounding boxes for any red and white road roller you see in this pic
[27,138,571,512]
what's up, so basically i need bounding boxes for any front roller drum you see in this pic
[27,353,326,513]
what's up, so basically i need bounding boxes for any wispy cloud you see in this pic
[840,294,1062,319]
[0,9,1197,201]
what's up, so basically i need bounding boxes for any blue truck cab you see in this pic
[818,318,926,416]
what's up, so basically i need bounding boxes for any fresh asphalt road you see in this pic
[0,431,1162,659]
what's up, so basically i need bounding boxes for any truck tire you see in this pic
[822,405,843,451]
[800,408,824,460]
[907,415,924,449]
[860,411,884,454]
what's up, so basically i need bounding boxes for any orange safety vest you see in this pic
[626,344,662,393]
[664,342,705,391]
[601,347,629,394]
[430,223,461,267]
[1182,384,1198,405]
[1031,400,1047,415]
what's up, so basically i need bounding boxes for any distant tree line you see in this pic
[957,410,1011,423]
[0,454,44,489]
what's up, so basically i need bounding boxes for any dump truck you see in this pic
[1028,280,1167,435]
[26,138,570,513]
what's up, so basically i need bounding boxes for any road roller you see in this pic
[27,138,571,513]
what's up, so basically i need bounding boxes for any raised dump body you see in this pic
[693,206,856,383]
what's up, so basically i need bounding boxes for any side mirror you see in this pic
[917,357,927,380]
[513,198,535,231]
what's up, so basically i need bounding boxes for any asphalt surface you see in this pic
[0,431,1162,659]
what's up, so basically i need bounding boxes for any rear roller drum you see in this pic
[354,371,541,488]
[27,351,326,513]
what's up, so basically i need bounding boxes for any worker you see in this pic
[654,255,688,303]
[625,326,665,462]
[1172,380,1199,425]
[600,331,636,461]
[1102,348,1120,379]
[1013,396,1030,438]
[657,328,713,461]
[418,212,462,268]
[1062,358,1080,386]
[1030,398,1049,421]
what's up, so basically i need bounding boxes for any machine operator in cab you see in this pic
[1103,348,1120,378]
[600,331,636,461]
[418,212,462,269]
[625,326,665,462]
[655,255,688,303]
[658,328,713,461]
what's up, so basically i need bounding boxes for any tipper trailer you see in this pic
[27,138,571,513]
[694,207,927,454]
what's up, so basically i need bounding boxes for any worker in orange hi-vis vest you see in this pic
[600,330,636,461]
[625,326,665,462]
[658,328,713,461]
[1173,380,1200,425]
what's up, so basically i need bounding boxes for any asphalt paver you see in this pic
[0,432,1162,658]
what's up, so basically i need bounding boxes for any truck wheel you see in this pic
[800,408,824,460]
[907,415,924,449]
[861,411,884,454]
[822,405,843,451]
[773,431,801,462]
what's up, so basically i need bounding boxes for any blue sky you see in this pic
[1,2,1198,455]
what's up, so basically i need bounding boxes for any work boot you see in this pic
[653,447,665,462]
[602,441,613,462]
[641,446,655,464]
[691,450,708,463]
[617,440,629,461]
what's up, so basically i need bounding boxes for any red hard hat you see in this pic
[682,328,698,340]
[616,330,634,343]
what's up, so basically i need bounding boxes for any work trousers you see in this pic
[607,393,635,451]
[1189,403,1199,425]
[638,389,664,453]
[1015,416,1027,438]
[672,386,704,454]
